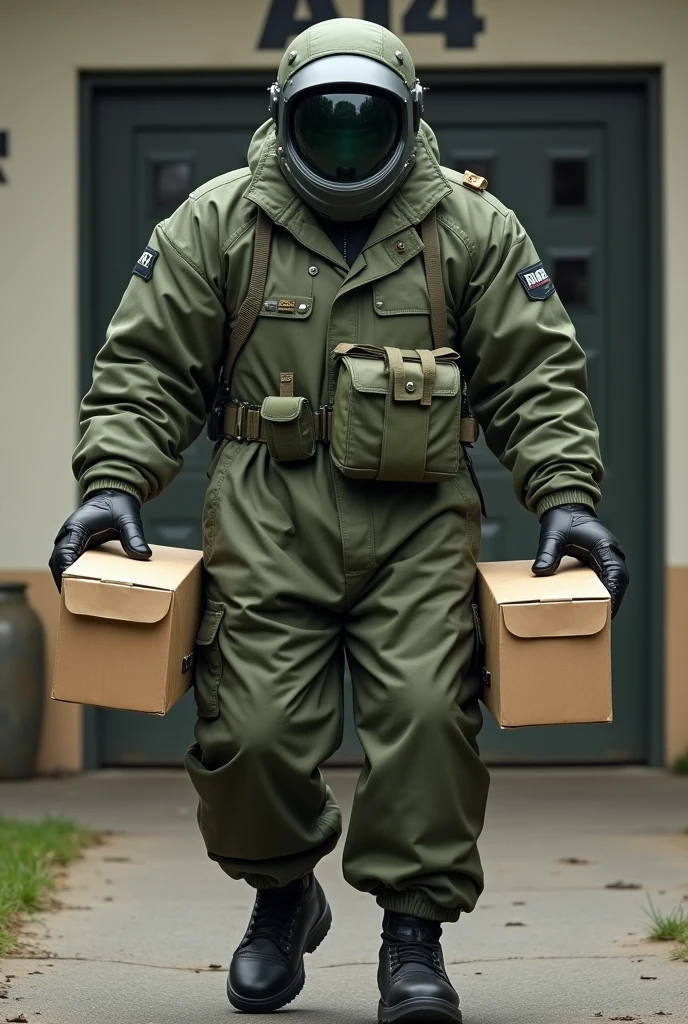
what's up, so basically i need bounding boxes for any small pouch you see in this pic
[193,600,224,718]
[330,344,462,482]
[261,395,316,462]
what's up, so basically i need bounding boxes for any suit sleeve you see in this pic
[73,200,227,504]
[457,208,603,517]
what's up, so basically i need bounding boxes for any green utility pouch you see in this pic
[331,344,462,482]
[260,395,316,462]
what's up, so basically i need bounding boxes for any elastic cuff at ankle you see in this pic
[376,890,461,924]
[245,874,280,889]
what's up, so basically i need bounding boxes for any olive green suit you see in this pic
[73,20,602,923]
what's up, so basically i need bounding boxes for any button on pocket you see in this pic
[193,600,224,718]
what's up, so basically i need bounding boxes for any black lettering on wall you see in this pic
[259,0,340,49]
[258,0,484,50]
[404,0,484,48]
[0,131,8,184]
[363,0,391,25]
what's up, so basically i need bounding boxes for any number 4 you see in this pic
[404,0,484,48]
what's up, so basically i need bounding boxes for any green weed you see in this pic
[644,897,688,946]
[0,817,95,956]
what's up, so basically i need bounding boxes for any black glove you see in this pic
[49,489,152,591]
[532,503,629,618]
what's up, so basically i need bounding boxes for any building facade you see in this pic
[1,0,686,771]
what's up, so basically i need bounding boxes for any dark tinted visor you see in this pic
[291,89,402,183]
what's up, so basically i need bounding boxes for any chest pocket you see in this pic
[371,269,433,349]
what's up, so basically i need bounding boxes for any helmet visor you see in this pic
[291,90,402,184]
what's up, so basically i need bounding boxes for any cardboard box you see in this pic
[52,542,203,714]
[476,557,611,728]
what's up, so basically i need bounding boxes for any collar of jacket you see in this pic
[243,119,453,273]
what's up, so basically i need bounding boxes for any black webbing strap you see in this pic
[420,206,479,445]
[420,207,448,351]
[221,207,273,386]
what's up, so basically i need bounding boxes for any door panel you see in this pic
[85,75,652,766]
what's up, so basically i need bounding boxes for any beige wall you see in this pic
[1,0,687,766]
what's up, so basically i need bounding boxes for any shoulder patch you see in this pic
[517,261,555,301]
[132,246,159,282]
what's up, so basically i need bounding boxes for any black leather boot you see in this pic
[227,873,331,1013]
[377,911,462,1023]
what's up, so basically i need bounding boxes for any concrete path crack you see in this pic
[7,952,661,973]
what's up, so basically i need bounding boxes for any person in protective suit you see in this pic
[49,18,629,1024]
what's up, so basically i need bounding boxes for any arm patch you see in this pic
[132,246,159,282]
[517,261,555,301]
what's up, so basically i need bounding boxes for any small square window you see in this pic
[153,160,192,209]
[554,258,589,306]
[553,159,587,207]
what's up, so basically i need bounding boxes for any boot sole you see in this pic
[378,996,463,1023]
[226,901,332,1014]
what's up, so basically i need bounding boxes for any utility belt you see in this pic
[216,345,479,482]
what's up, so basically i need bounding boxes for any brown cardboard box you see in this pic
[476,557,612,728]
[52,542,203,714]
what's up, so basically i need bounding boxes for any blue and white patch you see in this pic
[517,261,555,301]
[132,246,159,282]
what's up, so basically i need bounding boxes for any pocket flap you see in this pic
[261,395,308,423]
[196,601,224,645]
[343,355,459,398]
[502,600,609,639]
[63,576,172,624]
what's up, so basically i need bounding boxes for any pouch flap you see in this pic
[259,295,313,319]
[63,576,172,623]
[261,395,308,422]
[196,601,224,645]
[342,355,459,398]
[502,599,609,639]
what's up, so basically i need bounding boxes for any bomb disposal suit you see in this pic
[50,19,628,1024]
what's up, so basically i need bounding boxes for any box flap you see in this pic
[502,599,609,639]
[63,577,172,623]
[63,541,203,591]
[477,556,609,604]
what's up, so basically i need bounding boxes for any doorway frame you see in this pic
[79,68,663,768]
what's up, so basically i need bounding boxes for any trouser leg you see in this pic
[185,444,346,887]
[342,475,490,922]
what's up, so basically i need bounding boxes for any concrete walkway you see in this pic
[1,768,687,1024]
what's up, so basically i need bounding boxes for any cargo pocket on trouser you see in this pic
[193,600,224,718]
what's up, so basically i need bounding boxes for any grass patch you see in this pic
[0,817,95,956]
[644,896,688,955]
[673,748,688,774]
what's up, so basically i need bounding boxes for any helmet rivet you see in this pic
[288,50,298,64]
[396,241,406,253]
[308,266,319,276]
[395,50,404,64]
[405,381,415,392]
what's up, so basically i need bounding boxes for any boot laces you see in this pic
[389,940,445,976]
[243,890,299,955]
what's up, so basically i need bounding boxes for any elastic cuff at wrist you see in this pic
[535,489,596,520]
[83,479,144,506]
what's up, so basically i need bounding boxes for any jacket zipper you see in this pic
[343,227,347,264]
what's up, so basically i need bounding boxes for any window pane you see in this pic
[153,160,192,209]
[553,159,587,207]
[554,258,589,306]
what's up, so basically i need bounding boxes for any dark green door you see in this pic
[84,73,654,766]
